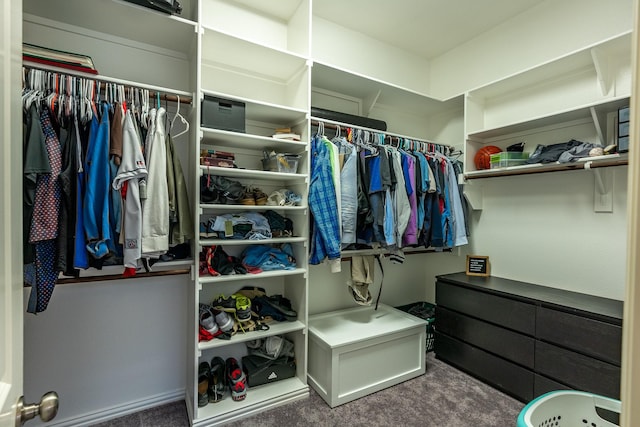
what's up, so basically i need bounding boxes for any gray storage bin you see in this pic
[201,96,245,133]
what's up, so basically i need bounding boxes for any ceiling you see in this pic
[313,0,543,60]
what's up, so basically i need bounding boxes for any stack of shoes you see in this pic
[226,357,247,401]
[198,362,211,407]
[208,357,226,403]
[241,186,269,206]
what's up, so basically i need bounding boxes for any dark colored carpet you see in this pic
[93,353,524,426]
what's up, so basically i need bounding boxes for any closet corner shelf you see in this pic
[198,320,305,351]
[198,268,307,285]
[198,165,308,182]
[464,153,628,180]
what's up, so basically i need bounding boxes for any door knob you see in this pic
[15,391,59,426]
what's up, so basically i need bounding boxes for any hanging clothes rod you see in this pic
[23,268,192,287]
[310,116,455,152]
[22,62,193,105]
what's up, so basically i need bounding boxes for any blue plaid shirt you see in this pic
[309,135,341,264]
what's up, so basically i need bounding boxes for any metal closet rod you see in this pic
[22,63,193,105]
[310,117,456,152]
[23,268,191,287]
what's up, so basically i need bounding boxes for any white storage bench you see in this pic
[307,303,427,407]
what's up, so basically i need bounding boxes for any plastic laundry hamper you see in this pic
[516,390,621,427]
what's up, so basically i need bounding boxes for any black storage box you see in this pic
[124,0,182,14]
[311,106,387,131]
[242,355,296,387]
[202,96,246,133]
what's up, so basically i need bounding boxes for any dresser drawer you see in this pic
[436,281,536,335]
[535,341,620,399]
[436,332,534,402]
[536,306,622,365]
[533,374,572,398]
[436,306,534,368]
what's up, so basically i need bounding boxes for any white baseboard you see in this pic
[45,389,186,427]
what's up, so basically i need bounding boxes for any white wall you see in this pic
[429,0,634,100]
[23,275,189,426]
[464,167,628,301]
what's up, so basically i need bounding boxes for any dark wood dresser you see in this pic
[435,272,623,402]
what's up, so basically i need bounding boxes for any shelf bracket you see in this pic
[461,176,483,210]
[363,89,382,117]
[591,47,611,97]
[585,162,614,212]
[589,106,605,146]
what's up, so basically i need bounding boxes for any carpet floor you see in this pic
[92,352,524,427]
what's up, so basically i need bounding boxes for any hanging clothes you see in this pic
[83,102,114,262]
[141,107,169,258]
[113,109,148,269]
[309,134,341,272]
[25,107,62,314]
[166,132,194,245]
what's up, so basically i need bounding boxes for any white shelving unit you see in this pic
[463,31,633,178]
[190,1,312,425]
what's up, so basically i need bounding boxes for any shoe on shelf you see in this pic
[212,307,234,333]
[198,362,211,407]
[226,357,247,402]
[241,186,256,206]
[212,294,236,313]
[208,357,226,403]
[253,187,268,205]
[199,305,219,335]
[233,294,252,322]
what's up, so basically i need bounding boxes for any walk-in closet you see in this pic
[2,0,639,426]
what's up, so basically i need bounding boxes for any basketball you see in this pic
[474,145,502,170]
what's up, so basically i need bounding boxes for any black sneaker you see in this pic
[208,357,226,403]
[198,362,210,407]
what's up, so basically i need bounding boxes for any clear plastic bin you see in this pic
[262,154,300,173]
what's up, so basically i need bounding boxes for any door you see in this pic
[0,1,57,426]
[0,0,25,425]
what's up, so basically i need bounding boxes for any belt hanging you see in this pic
[374,254,384,310]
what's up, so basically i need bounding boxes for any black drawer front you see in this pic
[536,306,622,366]
[535,341,620,399]
[436,281,536,335]
[435,332,534,402]
[533,374,572,398]
[436,307,535,369]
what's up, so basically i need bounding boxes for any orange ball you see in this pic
[474,145,502,170]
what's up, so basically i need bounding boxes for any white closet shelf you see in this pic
[198,268,307,285]
[199,165,307,182]
[198,237,307,247]
[23,1,197,54]
[200,204,307,212]
[201,28,309,82]
[193,377,308,427]
[311,61,461,118]
[466,31,632,100]
[198,320,305,351]
[467,96,630,141]
[201,128,307,152]
[201,91,308,124]
[464,153,628,180]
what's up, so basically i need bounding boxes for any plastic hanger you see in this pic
[170,95,190,138]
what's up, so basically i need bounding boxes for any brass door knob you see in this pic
[15,391,59,426]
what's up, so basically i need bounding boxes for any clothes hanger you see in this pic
[170,95,190,138]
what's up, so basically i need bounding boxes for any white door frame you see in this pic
[621,1,640,425]
[0,0,24,425]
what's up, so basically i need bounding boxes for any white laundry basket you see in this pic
[516,390,621,427]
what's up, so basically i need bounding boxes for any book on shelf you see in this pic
[23,43,98,74]
[272,133,301,141]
